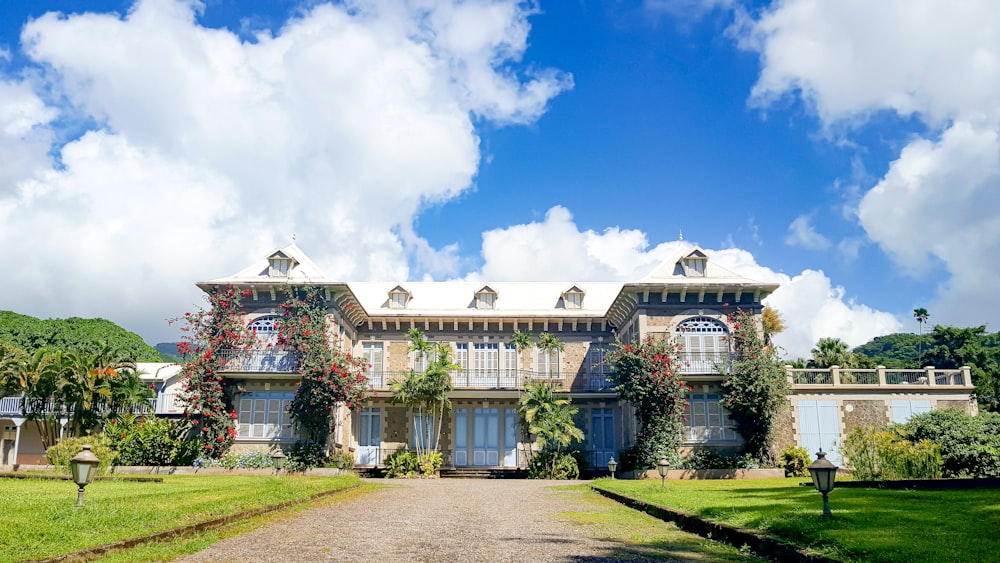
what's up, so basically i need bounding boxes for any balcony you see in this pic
[363,370,615,393]
[786,365,974,389]
[0,396,158,417]
[218,349,298,373]
[678,352,733,375]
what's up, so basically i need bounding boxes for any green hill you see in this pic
[0,311,161,362]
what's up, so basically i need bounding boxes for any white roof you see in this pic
[634,244,776,287]
[136,363,183,381]
[205,243,328,285]
[350,281,624,316]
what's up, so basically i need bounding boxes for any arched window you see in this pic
[675,317,729,373]
[247,315,281,346]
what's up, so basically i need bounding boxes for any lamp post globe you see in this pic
[271,450,287,475]
[656,458,670,488]
[69,444,101,507]
[607,456,617,479]
[807,450,839,518]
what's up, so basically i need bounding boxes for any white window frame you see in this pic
[684,393,737,442]
[389,292,407,309]
[536,347,560,377]
[564,292,583,309]
[476,292,496,310]
[237,391,294,440]
[682,258,706,277]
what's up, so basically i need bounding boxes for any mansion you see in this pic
[0,243,976,469]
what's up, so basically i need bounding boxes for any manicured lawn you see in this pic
[0,473,360,563]
[552,484,764,561]
[594,478,1000,562]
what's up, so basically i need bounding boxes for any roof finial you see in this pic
[678,229,683,241]
[292,233,297,243]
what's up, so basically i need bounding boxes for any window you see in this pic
[675,317,729,373]
[238,392,294,439]
[536,347,560,377]
[388,286,410,309]
[363,342,384,387]
[412,348,438,373]
[588,346,609,374]
[477,292,495,309]
[269,258,291,277]
[248,315,281,347]
[684,393,736,442]
[472,343,499,381]
[679,250,708,277]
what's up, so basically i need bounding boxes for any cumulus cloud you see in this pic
[0,0,570,341]
[473,207,900,358]
[785,214,830,251]
[736,0,1000,330]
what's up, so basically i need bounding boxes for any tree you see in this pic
[390,330,455,465]
[721,309,790,465]
[923,325,1000,412]
[761,307,785,348]
[9,349,66,450]
[510,329,533,375]
[810,337,854,368]
[0,311,160,361]
[283,287,369,446]
[914,308,930,363]
[607,336,688,468]
[176,287,253,458]
[519,381,584,478]
[60,345,136,436]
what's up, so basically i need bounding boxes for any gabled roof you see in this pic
[204,243,327,284]
[636,244,768,285]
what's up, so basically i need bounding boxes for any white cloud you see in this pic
[473,207,900,358]
[0,0,570,342]
[736,0,1000,330]
[785,214,830,250]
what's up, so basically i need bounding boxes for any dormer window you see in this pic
[475,285,497,310]
[562,286,585,309]
[388,285,411,309]
[267,250,297,278]
[680,250,708,277]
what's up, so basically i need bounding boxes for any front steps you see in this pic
[439,467,528,479]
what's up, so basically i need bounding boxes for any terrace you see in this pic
[786,365,973,389]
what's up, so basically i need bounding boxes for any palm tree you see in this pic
[60,345,135,436]
[519,381,584,476]
[392,331,455,460]
[10,349,65,449]
[913,308,930,365]
[810,337,853,369]
[107,368,156,416]
[510,330,533,378]
[536,332,565,381]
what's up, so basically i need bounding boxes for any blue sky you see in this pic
[1,0,995,358]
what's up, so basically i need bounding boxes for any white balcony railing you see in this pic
[786,366,973,389]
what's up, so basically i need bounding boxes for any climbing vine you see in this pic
[281,286,369,445]
[720,309,790,465]
[176,286,251,458]
[607,336,689,468]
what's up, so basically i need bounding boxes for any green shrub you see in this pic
[287,440,328,472]
[46,435,116,475]
[779,445,812,477]
[841,426,942,480]
[527,450,579,479]
[384,450,420,478]
[337,450,355,470]
[899,409,1000,478]
[418,452,442,476]
[678,451,761,470]
[105,414,198,466]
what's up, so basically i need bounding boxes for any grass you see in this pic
[0,473,361,562]
[550,484,764,561]
[593,477,1000,562]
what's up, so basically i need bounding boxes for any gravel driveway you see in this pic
[176,479,670,562]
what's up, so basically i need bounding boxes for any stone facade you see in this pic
[843,399,889,434]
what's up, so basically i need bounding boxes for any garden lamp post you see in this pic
[657,458,670,488]
[807,450,839,518]
[69,444,100,507]
[607,456,617,479]
[271,450,287,476]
